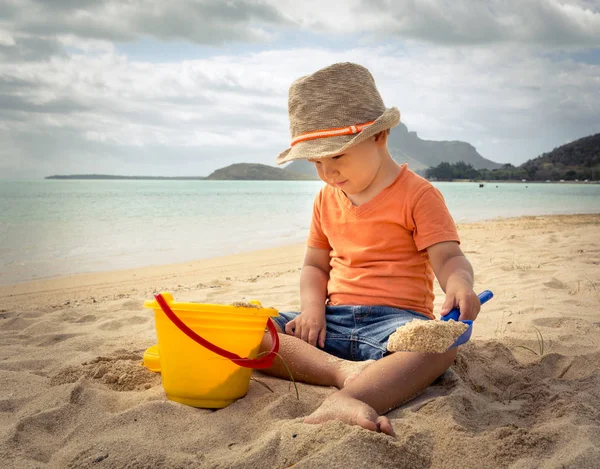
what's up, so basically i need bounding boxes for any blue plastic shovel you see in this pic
[441,290,494,349]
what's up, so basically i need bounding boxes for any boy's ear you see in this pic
[374,130,388,143]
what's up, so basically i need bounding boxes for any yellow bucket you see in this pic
[143,292,279,408]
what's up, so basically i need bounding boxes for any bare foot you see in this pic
[336,359,375,389]
[304,391,395,437]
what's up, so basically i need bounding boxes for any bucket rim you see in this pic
[143,292,278,317]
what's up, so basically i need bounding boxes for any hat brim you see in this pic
[276,107,400,165]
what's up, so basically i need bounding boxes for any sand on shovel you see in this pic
[387,319,469,353]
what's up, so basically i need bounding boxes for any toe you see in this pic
[376,416,395,437]
[355,415,379,433]
[303,411,324,425]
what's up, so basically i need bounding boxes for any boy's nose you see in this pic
[323,165,339,178]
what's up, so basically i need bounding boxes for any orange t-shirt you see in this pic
[308,164,460,318]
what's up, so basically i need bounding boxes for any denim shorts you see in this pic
[271,305,431,362]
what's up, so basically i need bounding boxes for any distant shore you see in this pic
[45,175,207,180]
[450,179,600,184]
[44,174,599,183]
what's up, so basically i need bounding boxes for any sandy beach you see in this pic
[1,213,599,468]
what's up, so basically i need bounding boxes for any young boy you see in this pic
[260,62,481,437]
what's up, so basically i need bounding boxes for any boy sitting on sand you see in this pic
[259,62,481,437]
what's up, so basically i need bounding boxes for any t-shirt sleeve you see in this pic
[307,190,332,251]
[412,186,460,251]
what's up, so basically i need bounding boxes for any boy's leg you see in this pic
[258,326,374,389]
[258,317,456,437]
[304,349,457,436]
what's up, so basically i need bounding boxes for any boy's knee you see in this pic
[437,348,458,371]
[421,347,458,371]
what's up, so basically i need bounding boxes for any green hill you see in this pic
[520,133,600,181]
[426,132,600,181]
[206,163,316,180]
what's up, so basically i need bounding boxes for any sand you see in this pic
[387,319,469,353]
[1,214,599,468]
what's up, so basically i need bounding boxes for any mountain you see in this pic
[206,163,316,180]
[285,123,501,176]
[281,159,318,177]
[425,132,600,181]
[388,123,501,170]
[520,132,600,180]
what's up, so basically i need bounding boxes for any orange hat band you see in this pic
[290,120,375,147]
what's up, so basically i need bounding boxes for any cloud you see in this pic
[1,1,599,178]
[2,0,289,46]
[3,1,600,51]
[2,42,599,178]
[0,35,65,62]
[358,0,600,47]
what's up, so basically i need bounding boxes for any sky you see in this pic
[1,0,599,179]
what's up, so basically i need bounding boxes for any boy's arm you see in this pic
[427,241,481,320]
[285,246,331,347]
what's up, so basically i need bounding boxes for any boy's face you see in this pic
[309,135,386,196]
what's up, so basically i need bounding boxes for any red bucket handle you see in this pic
[154,293,279,369]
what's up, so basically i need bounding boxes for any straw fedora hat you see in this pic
[276,62,400,165]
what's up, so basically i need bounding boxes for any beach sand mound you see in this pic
[49,352,161,392]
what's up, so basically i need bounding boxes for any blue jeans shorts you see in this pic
[271,305,431,362]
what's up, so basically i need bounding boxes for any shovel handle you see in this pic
[442,290,494,321]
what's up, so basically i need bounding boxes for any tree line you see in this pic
[425,161,599,181]
[426,132,600,181]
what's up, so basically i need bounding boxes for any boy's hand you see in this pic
[427,241,479,321]
[440,283,481,321]
[285,311,326,348]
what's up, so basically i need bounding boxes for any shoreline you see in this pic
[0,212,600,297]
[0,242,307,310]
[2,182,598,287]
[1,213,598,308]
[1,213,598,297]
[448,179,600,184]
[1,175,598,183]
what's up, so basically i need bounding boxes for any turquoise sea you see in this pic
[1,179,599,285]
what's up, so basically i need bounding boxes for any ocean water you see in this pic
[1,179,599,285]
